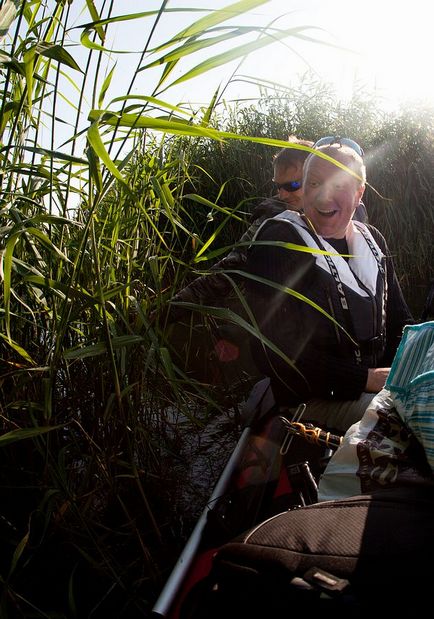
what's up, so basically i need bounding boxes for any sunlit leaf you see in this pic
[37,43,82,72]
[2,225,73,338]
[171,300,302,375]
[201,87,220,126]
[23,47,36,110]
[98,64,115,108]
[15,227,71,262]
[87,118,128,186]
[154,0,267,51]
[231,269,356,342]
[23,213,82,227]
[85,0,105,42]
[9,530,30,577]
[0,100,20,135]
[86,142,103,192]
[141,28,248,71]
[22,145,87,165]
[109,94,190,117]
[22,275,93,303]
[78,10,172,53]
[86,112,358,179]
[88,110,306,146]
[3,233,17,339]
[164,27,315,90]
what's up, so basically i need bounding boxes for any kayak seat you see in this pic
[182,485,434,618]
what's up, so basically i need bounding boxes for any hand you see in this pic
[365,367,390,393]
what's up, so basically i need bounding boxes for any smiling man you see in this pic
[244,139,413,432]
[303,143,365,238]
[163,137,314,319]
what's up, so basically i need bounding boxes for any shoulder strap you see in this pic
[302,225,362,366]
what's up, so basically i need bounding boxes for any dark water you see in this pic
[169,407,240,524]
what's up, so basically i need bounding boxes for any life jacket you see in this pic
[255,210,388,366]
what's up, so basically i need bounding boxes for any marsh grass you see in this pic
[185,89,434,313]
[0,1,434,616]
[0,2,328,615]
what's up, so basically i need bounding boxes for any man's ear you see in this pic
[357,185,365,203]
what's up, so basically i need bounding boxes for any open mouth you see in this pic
[317,208,338,218]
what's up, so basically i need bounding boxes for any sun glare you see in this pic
[220,0,434,111]
[347,1,434,106]
[307,0,434,109]
[107,1,434,112]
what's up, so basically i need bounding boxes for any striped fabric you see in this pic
[386,321,434,472]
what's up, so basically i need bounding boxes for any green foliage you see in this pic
[0,1,433,617]
[0,1,320,616]
[178,82,434,309]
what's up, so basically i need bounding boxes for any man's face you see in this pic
[272,162,304,210]
[302,155,364,239]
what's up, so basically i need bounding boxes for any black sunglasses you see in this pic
[313,136,364,158]
[274,180,302,193]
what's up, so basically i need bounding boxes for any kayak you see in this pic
[151,377,342,619]
[153,282,434,618]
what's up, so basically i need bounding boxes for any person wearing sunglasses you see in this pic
[156,137,368,330]
[148,137,315,380]
[244,139,413,432]
[157,137,314,327]
[271,137,368,222]
[271,142,310,211]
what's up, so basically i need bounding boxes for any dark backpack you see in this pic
[181,486,434,618]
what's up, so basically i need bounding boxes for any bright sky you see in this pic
[33,0,434,209]
[46,0,434,159]
[104,0,434,111]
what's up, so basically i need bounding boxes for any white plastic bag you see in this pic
[318,321,434,502]
[318,390,432,501]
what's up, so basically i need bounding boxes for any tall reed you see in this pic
[0,1,332,615]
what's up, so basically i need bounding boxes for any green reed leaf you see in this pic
[63,335,146,360]
[85,0,105,42]
[109,94,190,116]
[155,0,267,51]
[0,333,36,365]
[0,425,65,448]
[141,28,248,71]
[164,26,314,90]
[87,118,128,186]
[78,10,177,53]
[98,64,115,108]
[37,43,82,72]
